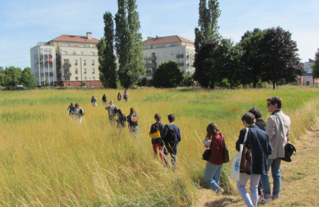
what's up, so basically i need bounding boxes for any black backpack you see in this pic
[163,125,177,153]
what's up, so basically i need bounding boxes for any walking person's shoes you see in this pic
[217,187,224,194]
[258,195,272,203]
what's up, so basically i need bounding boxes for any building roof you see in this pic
[143,35,194,46]
[51,34,99,43]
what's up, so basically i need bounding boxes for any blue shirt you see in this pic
[160,124,181,146]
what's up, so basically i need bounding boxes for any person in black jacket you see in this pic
[67,102,75,116]
[248,107,267,195]
[235,112,273,207]
[116,109,126,129]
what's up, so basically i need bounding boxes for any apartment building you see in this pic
[30,32,102,87]
[142,35,195,81]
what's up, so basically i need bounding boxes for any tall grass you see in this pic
[0,86,318,206]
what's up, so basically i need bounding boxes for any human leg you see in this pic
[249,174,261,206]
[152,144,158,158]
[271,158,282,199]
[237,173,254,207]
[170,147,178,171]
[204,162,222,193]
[260,159,274,199]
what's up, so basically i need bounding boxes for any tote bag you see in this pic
[230,144,243,180]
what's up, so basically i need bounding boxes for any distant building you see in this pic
[300,59,318,86]
[30,32,102,87]
[142,35,195,82]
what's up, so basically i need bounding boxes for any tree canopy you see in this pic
[152,61,183,88]
[311,49,319,79]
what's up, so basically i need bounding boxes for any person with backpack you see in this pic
[236,112,272,207]
[160,114,181,170]
[123,90,129,102]
[102,94,107,105]
[74,103,85,123]
[204,123,225,194]
[117,92,122,103]
[116,109,127,129]
[149,113,165,162]
[105,100,117,124]
[67,102,75,116]
[127,107,138,134]
[92,96,97,107]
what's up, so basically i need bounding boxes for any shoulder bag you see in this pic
[240,128,252,172]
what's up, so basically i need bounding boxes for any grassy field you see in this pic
[0,86,318,206]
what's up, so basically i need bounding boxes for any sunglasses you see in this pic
[267,103,272,107]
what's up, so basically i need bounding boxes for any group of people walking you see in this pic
[67,93,292,206]
[204,96,291,207]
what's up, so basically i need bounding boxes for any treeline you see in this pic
[0,66,36,88]
[311,49,319,79]
[193,0,305,89]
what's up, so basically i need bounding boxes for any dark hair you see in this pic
[154,113,161,121]
[242,112,256,125]
[248,107,262,119]
[267,96,282,108]
[75,103,79,107]
[130,107,136,114]
[117,109,123,116]
[206,123,220,139]
[168,114,175,123]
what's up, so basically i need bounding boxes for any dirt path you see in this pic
[194,116,319,207]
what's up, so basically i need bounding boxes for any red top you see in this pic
[208,133,224,165]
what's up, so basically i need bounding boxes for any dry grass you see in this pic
[0,86,318,206]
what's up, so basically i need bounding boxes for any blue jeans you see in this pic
[237,173,260,207]
[260,158,282,199]
[204,162,223,193]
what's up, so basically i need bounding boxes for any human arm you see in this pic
[176,127,181,143]
[210,134,221,163]
[266,116,276,141]
[235,129,246,152]
[267,135,273,155]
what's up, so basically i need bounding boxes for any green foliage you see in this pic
[152,61,183,88]
[115,0,145,89]
[311,49,319,79]
[97,12,118,88]
[182,74,194,86]
[4,66,22,86]
[21,67,37,88]
[81,81,86,87]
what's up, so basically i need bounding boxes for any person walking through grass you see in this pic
[248,107,267,195]
[160,114,181,170]
[116,109,126,129]
[127,107,138,134]
[102,94,107,105]
[236,112,273,207]
[258,96,291,203]
[204,123,225,194]
[92,96,97,107]
[67,102,75,116]
[149,113,165,162]
[117,92,122,103]
[123,90,129,102]
[74,103,85,123]
[105,100,117,125]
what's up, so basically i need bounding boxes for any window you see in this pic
[84,77,87,81]
[83,60,86,66]
[90,44,93,48]
[75,68,78,74]
[152,46,156,49]
[62,43,70,47]
[178,59,183,63]
[158,52,161,57]
[84,68,87,74]
[91,52,95,55]
[148,46,151,49]
[180,67,183,71]
[179,51,183,55]
[171,51,175,55]
[92,77,95,80]
[80,51,83,55]
[75,59,78,65]
[164,52,167,57]
[81,44,85,47]
[75,77,78,81]
[73,51,76,55]
[92,60,95,65]
[62,51,67,55]
[146,54,150,58]
[165,44,172,47]
[92,68,95,74]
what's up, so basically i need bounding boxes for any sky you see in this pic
[0,0,318,69]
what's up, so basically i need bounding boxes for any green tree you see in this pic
[194,0,221,52]
[97,12,118,88]
[0,67,5,86]
[5,66,22,86]
[21,67,36,88]
[115,0,145,89]
[81,81,86,87]
[311,49,319,79]
[152,61,183,88]
[240,28,266,88]
[193,39,219,88]
[260,27,305,89]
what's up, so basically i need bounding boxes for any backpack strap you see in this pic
[274,114,287,143]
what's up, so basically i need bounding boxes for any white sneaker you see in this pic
[258,195,272,203]
[217,187,224,194]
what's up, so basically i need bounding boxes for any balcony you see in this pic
[176,54,184,58]
[64,72,72,77]
[145,63,156,68]
[63,63,71,68]
[41,72,54,77]
[144,56,156,61]
[57,72,62,77]
[146,71,153,76]
[178,62,184,66]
